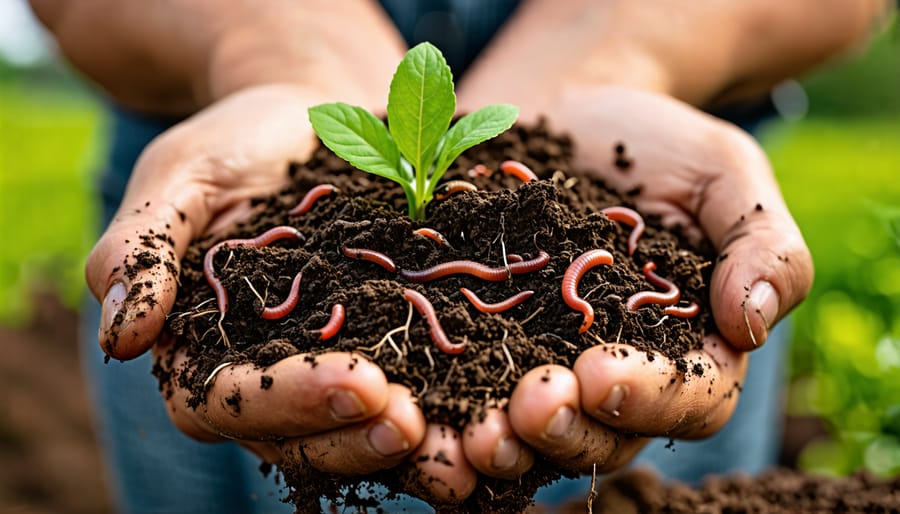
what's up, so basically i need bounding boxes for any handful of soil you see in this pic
[162,121,717,513]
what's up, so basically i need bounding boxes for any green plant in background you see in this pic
[309,42,518,220]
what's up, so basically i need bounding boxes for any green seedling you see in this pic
[308,42,519,220]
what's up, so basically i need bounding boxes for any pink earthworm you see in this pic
[342,247,397,272]
[499,160,538,182]
[434,180,478,201]
[413,228,450,247]
[403,289,466,354]
[460,287,534,314]
[625,261,681,311]
[663,302,700,318]
[601,206,645,256]
[289,184,339,216]
[505,254,523,263]
[261,272,303,320]
[400,251,550,283]
[562,249,615,334]
[467,164,493,178]
[319,304,346,340]
[203,226,304,317]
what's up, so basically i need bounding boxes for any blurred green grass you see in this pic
[0,79,102,326]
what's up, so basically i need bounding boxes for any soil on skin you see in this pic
[160,121,721,513]
[539,467,900,514]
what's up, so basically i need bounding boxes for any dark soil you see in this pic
[161,121,720,513]
[538,467,900,514]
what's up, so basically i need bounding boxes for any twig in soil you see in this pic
[442,358,459,386]
[616,325,623,344]
[563,176,579,189]
[587,463,597,514]
[423,345,435,371]
[648,315,670,328]
[520,306,544,325]
[242,276,266,308]
[587,332,606,346]
[359,303,412,361]
[187,309,220,319]
[540,332,578,350]
[203,361,234,390]
[498,334,516,384]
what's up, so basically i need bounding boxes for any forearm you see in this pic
[460,0,892,111]
[30,0,405,115]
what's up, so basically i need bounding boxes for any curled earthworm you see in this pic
[562,249,615,334]
[319,304,346,340]
[434,180,478,201]
[204,226,304,318]
[403,289,465,354]
[289,184,339,216]
[663,302,700,318]
[468,164,493,178]
[460,288,534,314]
[341,247,397,272]
[601,206,645,256]
[625,261,681,311]
[261,272,303,320]
[400,250,550,283]
[499,160,538,182]
[413,228,450,247]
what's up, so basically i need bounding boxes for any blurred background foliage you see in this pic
[0,1,897,480]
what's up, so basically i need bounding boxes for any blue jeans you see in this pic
[80,106,788,513]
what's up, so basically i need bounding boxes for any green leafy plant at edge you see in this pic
[308,42,519,220]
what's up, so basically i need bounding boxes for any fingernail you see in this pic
[749,281,779,330]
[327,389,366,421]
[99,282,128,339]
[544,406,575,438]
[492,437,521,470]
[368,420,409,456]
[600,384,629,417]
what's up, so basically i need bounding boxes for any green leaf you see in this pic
[387,42,455,177]
[430,104,519,187]
[308,103,403,182]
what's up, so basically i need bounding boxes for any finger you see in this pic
[507,365,645,473]
[157,345,390,440]
[280,384,426,474]
[694,128,814,350]
[462,408,534,479]
[574,338,747,439]
[406,425,477,505]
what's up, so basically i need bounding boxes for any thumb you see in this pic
[699,129,814,351]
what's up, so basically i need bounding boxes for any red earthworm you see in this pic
[460,288,534,314]
[413,228,449,247]
[403,289,466,354]
[400,251,550,283]
[261,272,303,320]
[434,180,478,200]
[467,164,493,178]
[499,160,538,182]
[289,184,339,216]
[601,206,645,256]
[319,304,346,340]
[562,249,615,334]
[341,247,397,272]
[663,302,700,318]
[506,254,523,263]
[625,262,681,311]
[204,226,304,317]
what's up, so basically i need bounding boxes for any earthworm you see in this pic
[499,160,538,182]
[663,302,700,318]
[506,254,523,263]
[319,304,346,340]
[625,262,681,311]
[460,288,534,314]
[403,289,466,354]
[289,184,339,216]
[261,272,303,320]
[468,164,493,178]
[562,249,615,334]
[434,180,478,201]
[413,228,449,247]
[400,250,550,283]
[601,206,645,256]
[341,247,397,272]
[204,226,304,317]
